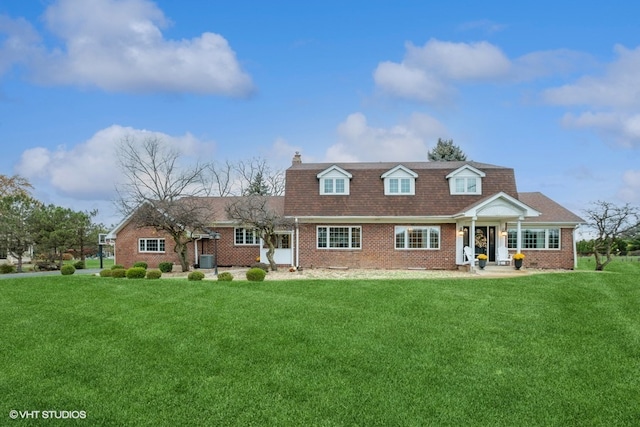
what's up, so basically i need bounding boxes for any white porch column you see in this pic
[470,217,477,262]
[195,238,199,265]
[516,217,522,253]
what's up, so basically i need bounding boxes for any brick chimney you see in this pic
[292,151,302,165]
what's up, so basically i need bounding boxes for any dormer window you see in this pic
[317,165,352,195]
[446,164,485,195]
[382,165,417,195]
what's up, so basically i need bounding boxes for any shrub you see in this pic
[99,269,113,277]
[251,262,270,272]
[0,264,16,274]
[217,271,234,282]
[146,269,162,279]
[158,262,173,273]
[62,253,74,261]
[188,271,205,281]
[111,264,125,270]
[126,267,147,279]
[246,267,266,282]
[73,260,85,269]
[61,264,76,275]
[111,268,126,278]
[133,261,148,269]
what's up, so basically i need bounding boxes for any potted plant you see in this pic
[477,253,488,269]
[513,253,525,270]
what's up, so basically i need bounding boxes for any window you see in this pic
[317,165,352,195]
[139,238,165,253]
[446,165,485,195]
[317,226,361,249]
[382,165,417,195]
[323,178,346,194]
[395,226,440,249]
[508,228,560,249]
[455,177,477,193]
[235,228,259,245]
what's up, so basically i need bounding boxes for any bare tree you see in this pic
[235,157,286,196]
[583,201,640,271]
[0,174,33,197]
[225,195,291,271]
[115,136,214,272]
[205,160,235,197]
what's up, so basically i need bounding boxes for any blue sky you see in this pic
[1,0,639,226]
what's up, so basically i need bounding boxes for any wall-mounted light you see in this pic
[458,227,464,237]
[500,226,508,237]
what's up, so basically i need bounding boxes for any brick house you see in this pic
[108,155,584,270]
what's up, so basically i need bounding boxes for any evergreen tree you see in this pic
[428,138,467,161]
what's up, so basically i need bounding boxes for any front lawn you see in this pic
[1,269,639,426]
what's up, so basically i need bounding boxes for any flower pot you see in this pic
[478,259,487,269]
[514,259,523,270]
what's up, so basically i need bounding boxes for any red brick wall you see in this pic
[296,223,459,270]
[115,225,261,269]
[509,227,577,269]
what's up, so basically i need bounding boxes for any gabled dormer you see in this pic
[381,165,418,195]
[446,164,486,195]
[317,165,352,195]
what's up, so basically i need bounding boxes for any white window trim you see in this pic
[317,165,352,195]
[316,226,362,250]
[507,228,561,250]
[446,164,485,195]
[138,238,166,253]
[381,165,417,196]
[394,226,441,250]
[234,228,260,246]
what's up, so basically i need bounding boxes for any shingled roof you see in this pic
[517,192,584,223]
[284,161,519,217]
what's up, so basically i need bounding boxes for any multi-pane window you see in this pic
[395,226,440,249]
[389,178,411,194]
[317,226,361,249]
[322,178,346,194]
[508,228,560,249]
[139,238,165,253]
[454,177,477,194]
[235,228,258,245]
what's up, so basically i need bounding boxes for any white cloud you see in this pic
[618,170,640,203]
[562,112,640,148]
[325,112,447,162]
[1,0,253,96]
[0,15,43,74]
[543,44,640,108]
[15,125,214,200]
[374,39,510,103]
[374,38,591,104]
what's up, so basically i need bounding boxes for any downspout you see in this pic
[295,217,299,268]
[194,237,200,266]
[573,226,578,269]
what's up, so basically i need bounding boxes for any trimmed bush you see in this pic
[99,269,113,277]
[111,268,126,278]
[111,264,125,270]
[146,269,162,280]
[73,260,85,269]
[217,272,234,282]
[251,262,270,272]
[126,267,147,279]
[246,267,266,282]
[0,264,16,274]
[187,271,205,281]
[62,253,74,261]
[133,261,148,269]
[61,264,76,276]
[158,262,174,273]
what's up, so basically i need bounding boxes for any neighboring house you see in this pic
[108,155,584,270]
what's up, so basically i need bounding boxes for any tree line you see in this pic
[0,174,108,272]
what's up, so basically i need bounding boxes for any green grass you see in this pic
[1,263,640,426]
